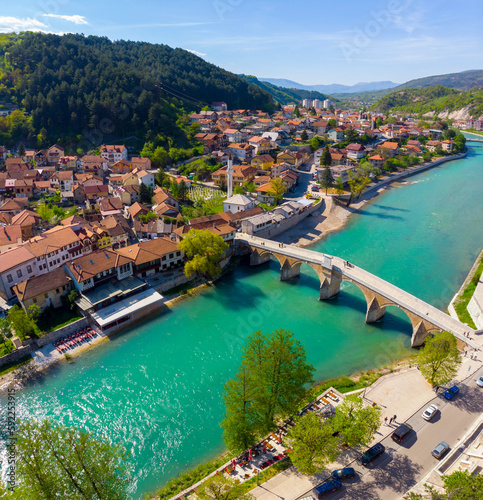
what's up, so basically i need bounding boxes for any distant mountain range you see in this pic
[259,78,400,94]
[240,75,339,106]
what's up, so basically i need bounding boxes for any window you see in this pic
[27,265,32,273]
[17,269,22,278]
[44,294,48,299]
[33,298,37,303]
[7,274,13,283]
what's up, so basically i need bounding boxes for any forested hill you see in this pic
[0,32,275,149]
[241,75,338,106]
[372,85,483,118]
[394,70,483,91]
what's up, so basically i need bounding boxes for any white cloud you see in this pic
[43,14,88,25]
[185,49,207,57]
[0,16,47,32]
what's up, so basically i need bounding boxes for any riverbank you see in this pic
[0,152,468,393]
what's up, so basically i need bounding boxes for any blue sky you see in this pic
[1,0,482,85]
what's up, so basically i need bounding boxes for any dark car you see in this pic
[331,467,356,480]
[391,423,413,442]
[312,478,342,498]
[443,385,459,400]
[432,441,450,459]
[311,185,320,191]
[359,443,385,466]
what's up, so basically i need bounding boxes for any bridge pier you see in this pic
[411,321,431,347]
[280,260,301,281]
[319,269,342,300]
[365,297,386,323]
[249,249,271,266]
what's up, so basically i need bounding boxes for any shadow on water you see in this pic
[349,208,405,221]
[209,272,269,311]
[370,204,410,212]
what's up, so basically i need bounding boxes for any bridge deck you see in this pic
[236,234,478,349]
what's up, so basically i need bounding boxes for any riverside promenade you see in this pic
[251,337,483,500]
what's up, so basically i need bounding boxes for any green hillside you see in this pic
[394,69,483,91]
[241,74,338,106]
[0,32,275,150]
[372,85,483,118]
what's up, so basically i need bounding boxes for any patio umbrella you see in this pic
[278,432,282,444]
[248,449,252,461]
[262,443,266,454]
[232,459,236,470]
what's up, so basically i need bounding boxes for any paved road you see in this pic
[309,366,483,499]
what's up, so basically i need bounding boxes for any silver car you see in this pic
[422,404,439,421]
[432,441,450,459]
[476,376,483,387]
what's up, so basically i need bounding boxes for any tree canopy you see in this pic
[0,32,275,147]
[0,418,130,499]
[287,412,339,475]
[418,332,461,386]
[221,329,314,452]
[268,177,287,202]
[332,394,381,447]
[178,229,229,281]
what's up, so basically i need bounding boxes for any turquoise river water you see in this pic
[2,137,483,498]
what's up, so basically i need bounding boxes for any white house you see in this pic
[223,194,256,213]
[0,246,37,300]
[100,145,128,165]
[136,170,155,189]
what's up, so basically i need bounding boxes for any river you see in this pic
[3,137,483,498]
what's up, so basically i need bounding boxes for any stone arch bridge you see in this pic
[235,234,477,348]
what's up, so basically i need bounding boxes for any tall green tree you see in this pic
[287,412,339,475]
[308,137,320,151]
[178,229,228,281]
[221,367,257,453]
[0,418,130,499]
[418,332,460,386]
[268,177,287,203]
[18,142,26,157]
[300,129,308,141]
[321,146,332,167]
[138,183,153,205]
[319,166,334,195]
[221,330,314,450]
[332,394,381,447]
[346,172,370,206]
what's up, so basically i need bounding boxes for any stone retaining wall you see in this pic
[0,345,36,368]
[250,200,324,240]
[36,317,89,348]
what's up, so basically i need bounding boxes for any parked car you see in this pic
[391,423,413,442]
[331,467,356,480]
[311,185,320,191]
[422,404,439,421]
[432,441,450,459]
[443,385,459,400]
[312,478,342,498]
[359,443,385,466]
[476,376,483,387]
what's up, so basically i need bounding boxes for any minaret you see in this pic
[227,156,233,198]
